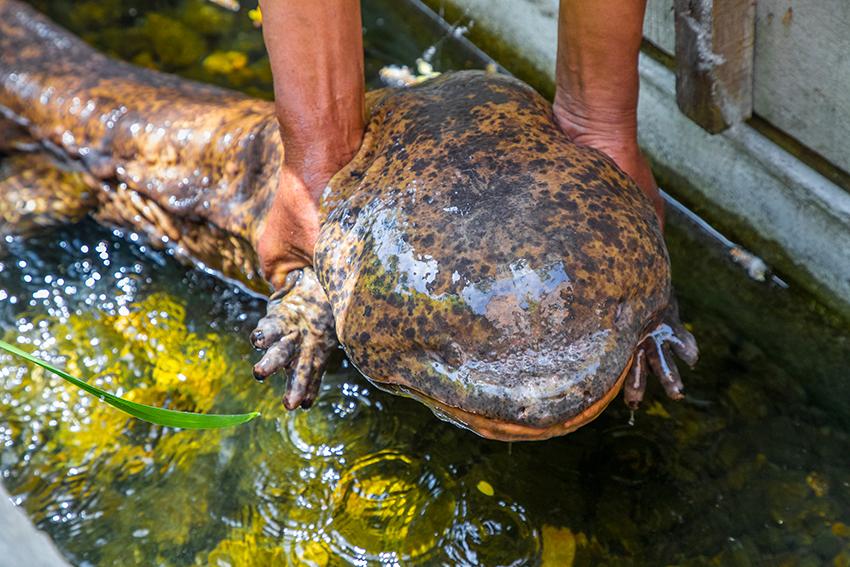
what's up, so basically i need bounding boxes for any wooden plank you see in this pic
[674,0,756,133]
[644,0,675,55]
[753,0,850,174]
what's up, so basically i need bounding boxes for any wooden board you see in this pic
[674,0,756,133]
[753,0,850,174]
[644,0,676,55]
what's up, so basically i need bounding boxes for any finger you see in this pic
[300,348,331,409]
[669,324,699,367]
[252,335,298,382]
[283,343,325,410]
[250,317,288,350]
[623,349,647,410]
[647,341,685,400]
[282,345,313,410]
[661,297,699,367]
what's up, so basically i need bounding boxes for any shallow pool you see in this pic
[2,1,850,565]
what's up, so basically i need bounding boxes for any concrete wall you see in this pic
[0,484,68,567]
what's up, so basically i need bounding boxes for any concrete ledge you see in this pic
[638,54,850,314]
[426,0,850,315]
[1,484,68,566]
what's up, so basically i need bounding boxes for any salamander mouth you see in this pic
[370,356,633,442]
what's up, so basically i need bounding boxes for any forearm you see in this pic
[554,0,646,141]
[259,0,365,197]
[554,0,663,222]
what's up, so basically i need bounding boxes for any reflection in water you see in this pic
[446,487,540,567]
[329,450,456,563]
[282,378,397,459]
[2,0,850,565]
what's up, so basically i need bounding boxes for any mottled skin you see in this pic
[0,0,697,441]
[313,73,697,440]
[0,0,279,291]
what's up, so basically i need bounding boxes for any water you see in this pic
[2,1,850,565]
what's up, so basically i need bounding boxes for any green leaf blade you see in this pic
[0,339,259,429]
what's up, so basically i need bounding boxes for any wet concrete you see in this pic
[0,484,68,567]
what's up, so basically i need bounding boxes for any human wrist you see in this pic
[282,133,361,199]
[552,93,663,224]
[552,91,638,148]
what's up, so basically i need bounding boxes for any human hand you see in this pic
[253,149,351,408]
[552,99,664,226]
[256,136,360,289]
[256,164,324,290]
[257,0,365,291]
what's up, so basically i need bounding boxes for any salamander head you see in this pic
[315,71,681,440]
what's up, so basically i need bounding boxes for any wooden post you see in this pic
[674,0,756,133]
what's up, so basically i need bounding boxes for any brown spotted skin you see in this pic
[0,153,95,238]
[0,0,278,292]
[316,71,695,437]
[0,0,697,440]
